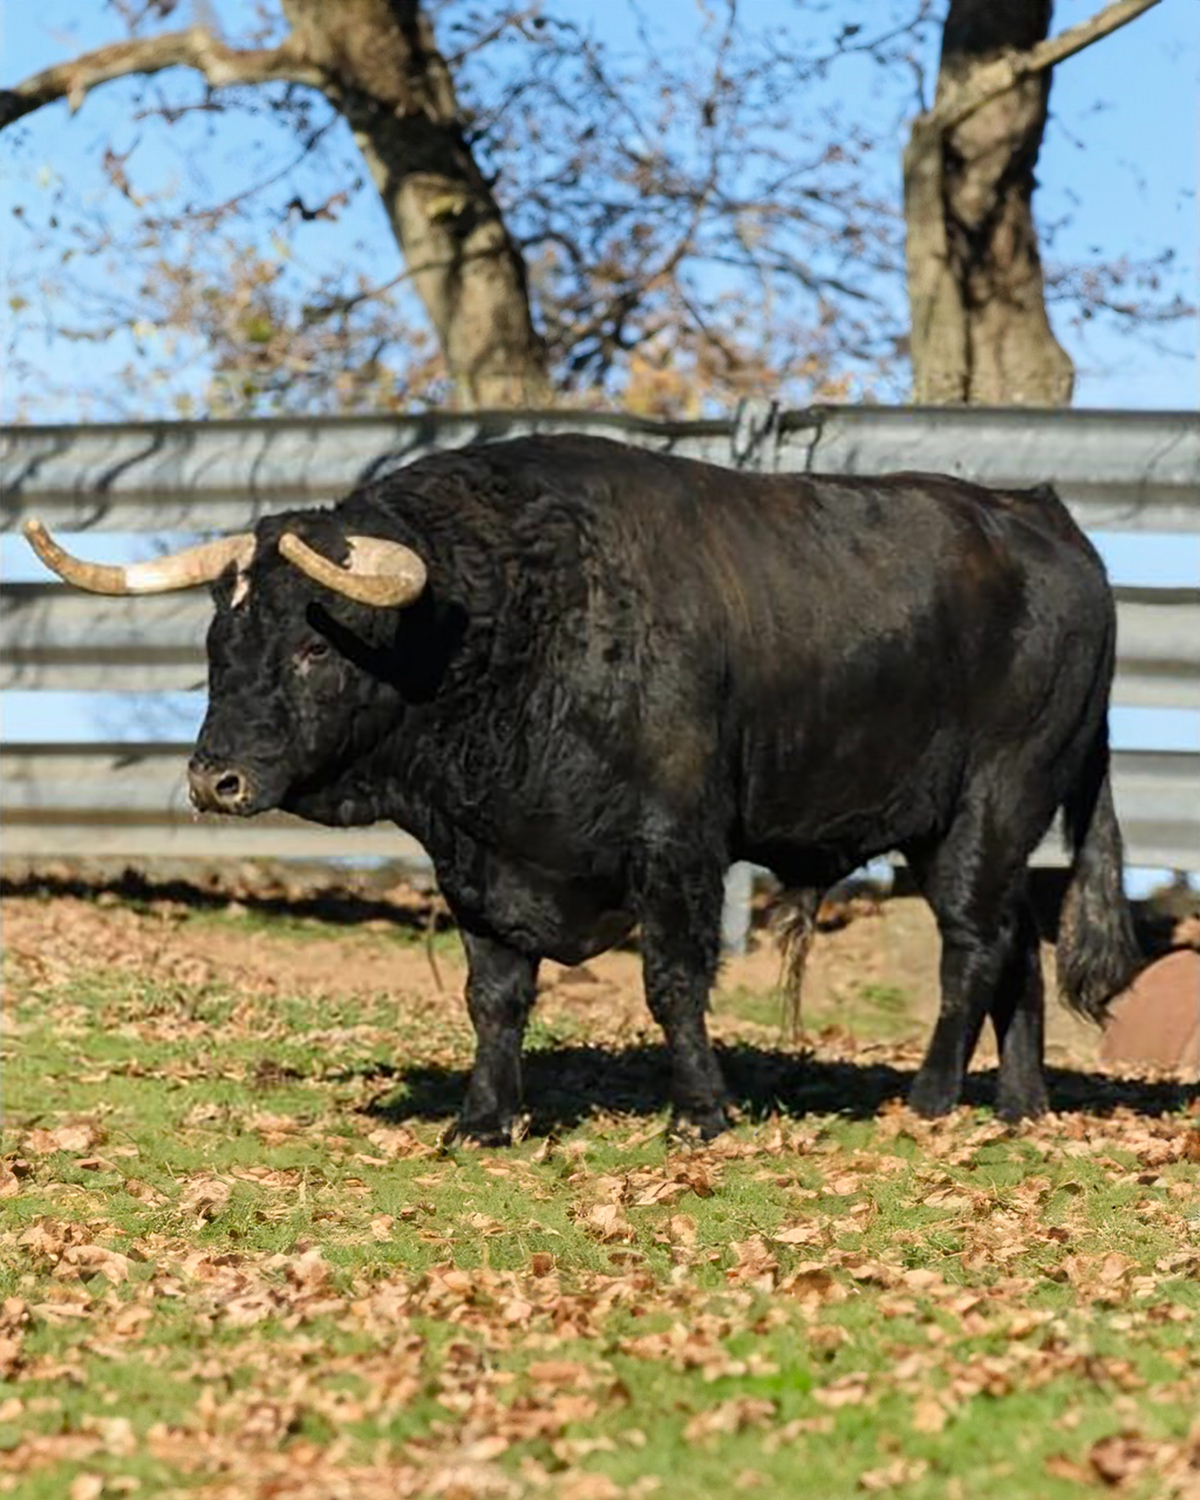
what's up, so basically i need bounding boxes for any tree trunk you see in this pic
[282,0,547,408]
[904,0,1073,406]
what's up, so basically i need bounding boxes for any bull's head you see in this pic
[24,515,426,817]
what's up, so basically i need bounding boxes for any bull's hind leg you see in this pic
[988,900,1049,1121]
[452,931,539,1146]
[906,794,1049,1120]
[908,910,1018,1118]
[640,859,728,1139]
[930,896,1046,1120]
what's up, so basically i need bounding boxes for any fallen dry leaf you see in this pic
[581,1203,633,1243]
[858,1457,930,1491]
[178,1174,232,1223]
[26,1123,103,1156]
[1089,1432,1159,1485]
[814,1373,870,1409]
[53,1244,133,1285]
[684,1397,776,1442]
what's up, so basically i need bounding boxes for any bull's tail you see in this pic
[1056,728,1143,1022]
[775,888,820,1042]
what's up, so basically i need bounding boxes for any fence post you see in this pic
[721,862,754,955]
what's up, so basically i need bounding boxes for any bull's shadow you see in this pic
[366,1041,1194,1134]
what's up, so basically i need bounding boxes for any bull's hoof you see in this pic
[907,1070,960,1119]
[995,1085,1049,1124]
[442,1113,517,1150]
[668,1102,729,1143]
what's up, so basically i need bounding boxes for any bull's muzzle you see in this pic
[188,756,254,815]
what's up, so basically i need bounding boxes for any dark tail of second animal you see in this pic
[1056,726,1144,1021]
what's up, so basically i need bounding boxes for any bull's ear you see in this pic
[279,532,426,608]
[211,554,253,610]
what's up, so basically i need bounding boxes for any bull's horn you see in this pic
[278,532,426,608]
[23,519,255,595]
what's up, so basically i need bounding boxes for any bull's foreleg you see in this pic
[452,931,539,1146]
[641,863,728,1139]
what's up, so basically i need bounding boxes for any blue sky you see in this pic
[0,0,1195,414]
[1,1,1197,882]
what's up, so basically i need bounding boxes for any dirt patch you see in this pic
[2,881,1107,1072]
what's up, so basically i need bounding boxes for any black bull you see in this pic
[36,435,1144,1138]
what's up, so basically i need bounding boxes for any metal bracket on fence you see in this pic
[730,398,781,472]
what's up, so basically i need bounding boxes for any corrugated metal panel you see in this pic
[4,406,1198,533]
[5,582,1197,706]
[2,743,1195,871]
[0,742,430,866]
[0,819,425,864]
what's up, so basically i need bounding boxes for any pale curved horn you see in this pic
[23,519,255,595]
[278,532,427,608]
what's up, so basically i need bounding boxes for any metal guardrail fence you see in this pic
[2,404,1198,878]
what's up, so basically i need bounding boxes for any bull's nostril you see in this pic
[188,760,250,812]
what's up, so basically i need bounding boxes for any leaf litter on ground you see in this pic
[2,880,1199,1498]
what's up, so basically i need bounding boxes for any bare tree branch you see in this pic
[0,25,326,131]
[935,0,1160,131]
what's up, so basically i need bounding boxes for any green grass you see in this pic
[2,903,1198,1500]
[721,977,921,1042]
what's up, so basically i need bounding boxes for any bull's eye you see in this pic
[296,638,331,669]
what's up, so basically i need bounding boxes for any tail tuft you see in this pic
[1056,741,1143,1022]
[774,889,820,1042]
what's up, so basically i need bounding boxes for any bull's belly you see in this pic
[737,740,958,879]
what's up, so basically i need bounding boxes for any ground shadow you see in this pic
[5,866,1189,956]
[365,1040,1195,1136]
[0,867,452,938]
